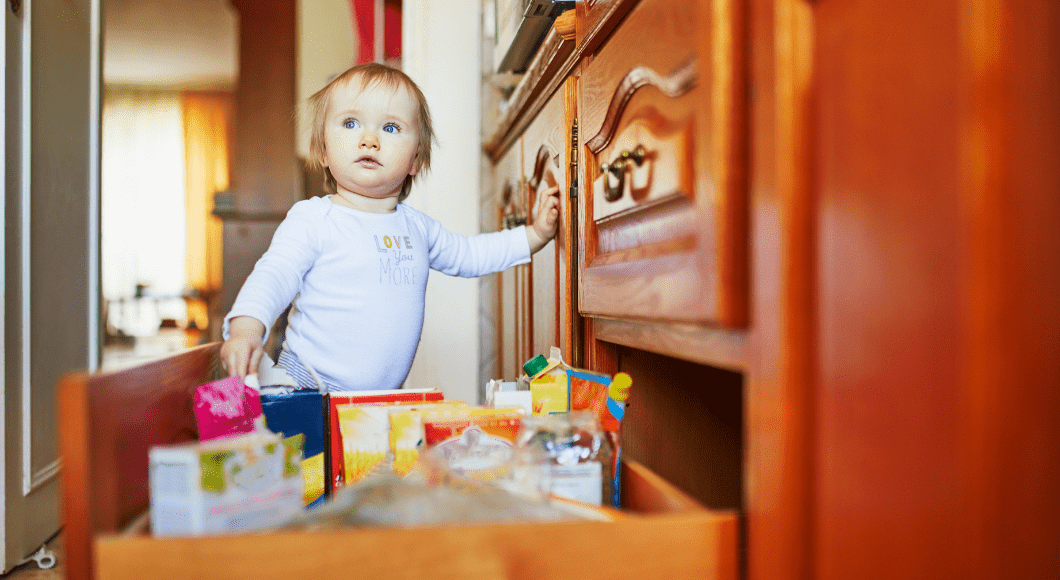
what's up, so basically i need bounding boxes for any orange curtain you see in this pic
[181,91,234,335]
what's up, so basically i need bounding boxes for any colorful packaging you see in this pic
[325,389,444,493]
[422,408,525,446]
[569,371,632,507]
[522,348,634,507]
[388,403,468,476]
[259,386,325,508]
[148,431,304,536]
[193,376,263,441]
[336,405,391,484]
[421,408,525,486]
[525,352,572,415]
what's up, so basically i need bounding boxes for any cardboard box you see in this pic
[149,431,304,537]
[325,389,444,494]
[259,386,325,508]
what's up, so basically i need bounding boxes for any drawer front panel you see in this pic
[494,145,524,380]
[521,89,570,361]
[578,0,748,327]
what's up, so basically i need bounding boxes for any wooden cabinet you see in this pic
[485,1,1060,580]
[578,0,747,327]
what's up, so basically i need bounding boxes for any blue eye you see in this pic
[383,123,399,133]
[343,119,358,129]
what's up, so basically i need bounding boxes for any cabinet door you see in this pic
[520,88,573,363]
[578,0,748,327]
[493,144,524,380]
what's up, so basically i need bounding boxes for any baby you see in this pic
[221,63,560,392]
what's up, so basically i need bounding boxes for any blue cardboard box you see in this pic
[260,386,325,508]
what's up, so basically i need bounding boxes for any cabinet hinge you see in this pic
[569,119,579,200]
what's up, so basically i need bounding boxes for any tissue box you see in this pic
[260,386,325,508]
[149,431,304,536]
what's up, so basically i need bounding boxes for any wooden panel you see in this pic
[617,347,743,511]
[58,343,222,580]
[221,0,301,317]
[959,2,1060,579]
[228,0,300,214]
[744,1,815,580]
[577,0,641,57]
[522,89,567,360]
[493,145,523,380]
[594,318,748,372]
[578,0,748,327]
[579,0,696,149]
[812,2,967,578]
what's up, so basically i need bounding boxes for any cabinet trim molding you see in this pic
[585,58,698,154]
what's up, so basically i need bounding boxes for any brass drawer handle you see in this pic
[599,146,647,202]
[621,145,647,167]
[600,160,625,202]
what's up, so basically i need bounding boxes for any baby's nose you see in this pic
[359,132,379,149]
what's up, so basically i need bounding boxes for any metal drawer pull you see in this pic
[621,145,647,167]
[600,145,647,202]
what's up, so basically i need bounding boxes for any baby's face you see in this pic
[321,77,420,201]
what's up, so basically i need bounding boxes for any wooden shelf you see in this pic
[592,317,749,372]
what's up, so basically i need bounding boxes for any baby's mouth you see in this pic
[356,155,381,167]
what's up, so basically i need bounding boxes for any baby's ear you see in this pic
[408,150,420,176]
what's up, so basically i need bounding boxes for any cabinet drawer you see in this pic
[95,460,738,580]
[578,0,748,327]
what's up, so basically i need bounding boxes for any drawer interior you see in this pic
[93,460,738,580]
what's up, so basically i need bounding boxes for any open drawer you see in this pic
[59,343,737,580]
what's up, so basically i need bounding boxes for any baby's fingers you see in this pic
[247,345,264,382]
[224,349,247,378]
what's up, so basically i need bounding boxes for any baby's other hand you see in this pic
[527,185,561,254]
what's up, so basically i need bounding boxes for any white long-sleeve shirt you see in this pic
[223,196,531,391]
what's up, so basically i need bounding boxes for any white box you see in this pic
[149,431,304,536]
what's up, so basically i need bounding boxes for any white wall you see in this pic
[402,0,483,403]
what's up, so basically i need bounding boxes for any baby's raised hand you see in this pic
[526,185,561,254]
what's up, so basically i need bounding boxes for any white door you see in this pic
[2,0,100,573]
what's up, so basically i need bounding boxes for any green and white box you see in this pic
[149,431,304,536]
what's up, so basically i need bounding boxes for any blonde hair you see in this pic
[306,63,435,202]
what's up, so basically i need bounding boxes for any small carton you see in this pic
[524,348,572,415]
[148,431,304,537]
[486,379,533,415]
